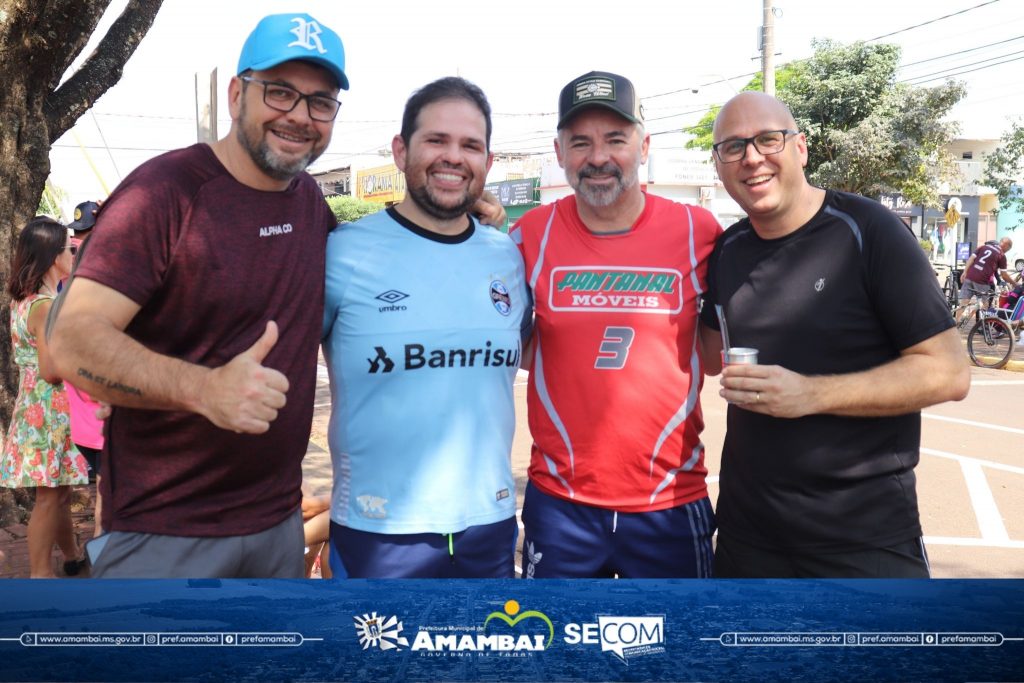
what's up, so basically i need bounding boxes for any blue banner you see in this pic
[0,579,1021,682]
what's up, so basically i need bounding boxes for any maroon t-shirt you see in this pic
[965,243,1007,285]
[75,144,334,536]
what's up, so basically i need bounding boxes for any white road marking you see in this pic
[923,536,1024,549]
[923,447,1024,476]
[923,412,1024,435]
[959,460,1010,541]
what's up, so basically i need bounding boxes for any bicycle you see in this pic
[967,312,1015,369]
[966,289,1022,369]
[952,285,996,332]
[940,267,962,315]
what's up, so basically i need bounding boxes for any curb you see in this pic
[1004,359,1024,373]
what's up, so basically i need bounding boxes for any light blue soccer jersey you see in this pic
[322,208,530,534]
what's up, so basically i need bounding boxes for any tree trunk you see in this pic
[0,0,163,526]
[0,0,163,434]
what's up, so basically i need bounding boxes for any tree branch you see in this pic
[44,0,164,142]
[0,1,107,107]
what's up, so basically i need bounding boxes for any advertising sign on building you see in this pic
[357,164,406,204]
[484,178,539,206]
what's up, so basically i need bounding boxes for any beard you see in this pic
[236,98,323,181]
[406,163,480,220]
[569,159,640,208]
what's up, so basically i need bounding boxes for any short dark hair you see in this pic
[400,77,492,150]
[7,216,66,300]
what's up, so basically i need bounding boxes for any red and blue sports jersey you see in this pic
[511,193,721,512]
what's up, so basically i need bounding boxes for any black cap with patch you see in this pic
[69,201,100,235]
[557,71,643,130]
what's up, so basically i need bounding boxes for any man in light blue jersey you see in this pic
[321,77,531,578]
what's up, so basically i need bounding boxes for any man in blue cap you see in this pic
[49,14,348,577]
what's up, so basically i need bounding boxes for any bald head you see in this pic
[713,91,797,140]
[1000,237,1013,252]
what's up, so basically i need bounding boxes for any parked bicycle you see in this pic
[940,266,962,315]
[965,287,1023,369]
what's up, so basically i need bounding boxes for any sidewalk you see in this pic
[0,484,95,579]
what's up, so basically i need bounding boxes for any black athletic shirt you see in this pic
[700,190,954,553]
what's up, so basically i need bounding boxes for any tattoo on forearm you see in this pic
[77,367,143,396]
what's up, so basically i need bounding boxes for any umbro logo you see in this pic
[376,290,409,304]
[376,290,409,313]
[367,347,395,373]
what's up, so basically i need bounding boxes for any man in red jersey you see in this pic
[510,71,721,578]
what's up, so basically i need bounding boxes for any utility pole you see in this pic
[761,0,775,96]
[195,68,218,144]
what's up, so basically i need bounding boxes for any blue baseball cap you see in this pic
[237,13,349,90]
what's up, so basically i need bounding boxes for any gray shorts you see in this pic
[86,509,304,578]
[959,279,994,302]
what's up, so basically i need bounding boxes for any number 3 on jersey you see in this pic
[595,326,636,369]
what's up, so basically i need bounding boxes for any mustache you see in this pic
[430,160,467,173]
[577,163,622,180]
[268,123,319,140]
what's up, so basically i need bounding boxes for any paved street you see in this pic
[304,356,1024,579]
[2,350,1020,578]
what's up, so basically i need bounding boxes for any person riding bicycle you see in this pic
[958,238,1015,326]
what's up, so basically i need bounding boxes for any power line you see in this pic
[906,52,1024,84]
[865,0,1002,43]
[898,34,1024,68]
[903,47,1024,83]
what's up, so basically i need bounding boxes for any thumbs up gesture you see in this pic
[199,321,290,433]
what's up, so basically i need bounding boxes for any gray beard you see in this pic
[570,162,639,208]
[236,101,319,181]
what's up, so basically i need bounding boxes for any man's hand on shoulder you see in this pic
[473,190,507,228]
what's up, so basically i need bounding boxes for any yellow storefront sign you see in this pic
[357,163,406,204]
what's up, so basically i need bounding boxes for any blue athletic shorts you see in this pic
[520,482,715,578]
[329,517,517,578]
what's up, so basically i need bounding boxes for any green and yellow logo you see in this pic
[483,599,555,649]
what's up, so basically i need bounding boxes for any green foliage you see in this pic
[983,119,1024,229]
[919,239,933,255]
[687,40,965,208]
[326,195,383,223]
[685,69,796,151]
[785,40,964,207]
[36,180,67,219]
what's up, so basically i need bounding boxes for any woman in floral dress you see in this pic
[2,217,90,577]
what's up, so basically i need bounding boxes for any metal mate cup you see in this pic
[722,347,759,365]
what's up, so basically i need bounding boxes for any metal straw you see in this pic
[715,304,731,351]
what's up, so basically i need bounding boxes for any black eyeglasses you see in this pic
[63,245,78,255]
[240,76,341,122]
[712,129,799,163]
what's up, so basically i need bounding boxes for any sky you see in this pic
[45,0,1024,211]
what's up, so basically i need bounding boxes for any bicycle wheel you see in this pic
[944,276,959,312]
[967,317,1016,369]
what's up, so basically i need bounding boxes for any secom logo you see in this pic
[564,615,665,664]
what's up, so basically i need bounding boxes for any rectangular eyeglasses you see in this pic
[241,76,341,122]
[712,129,798,163]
